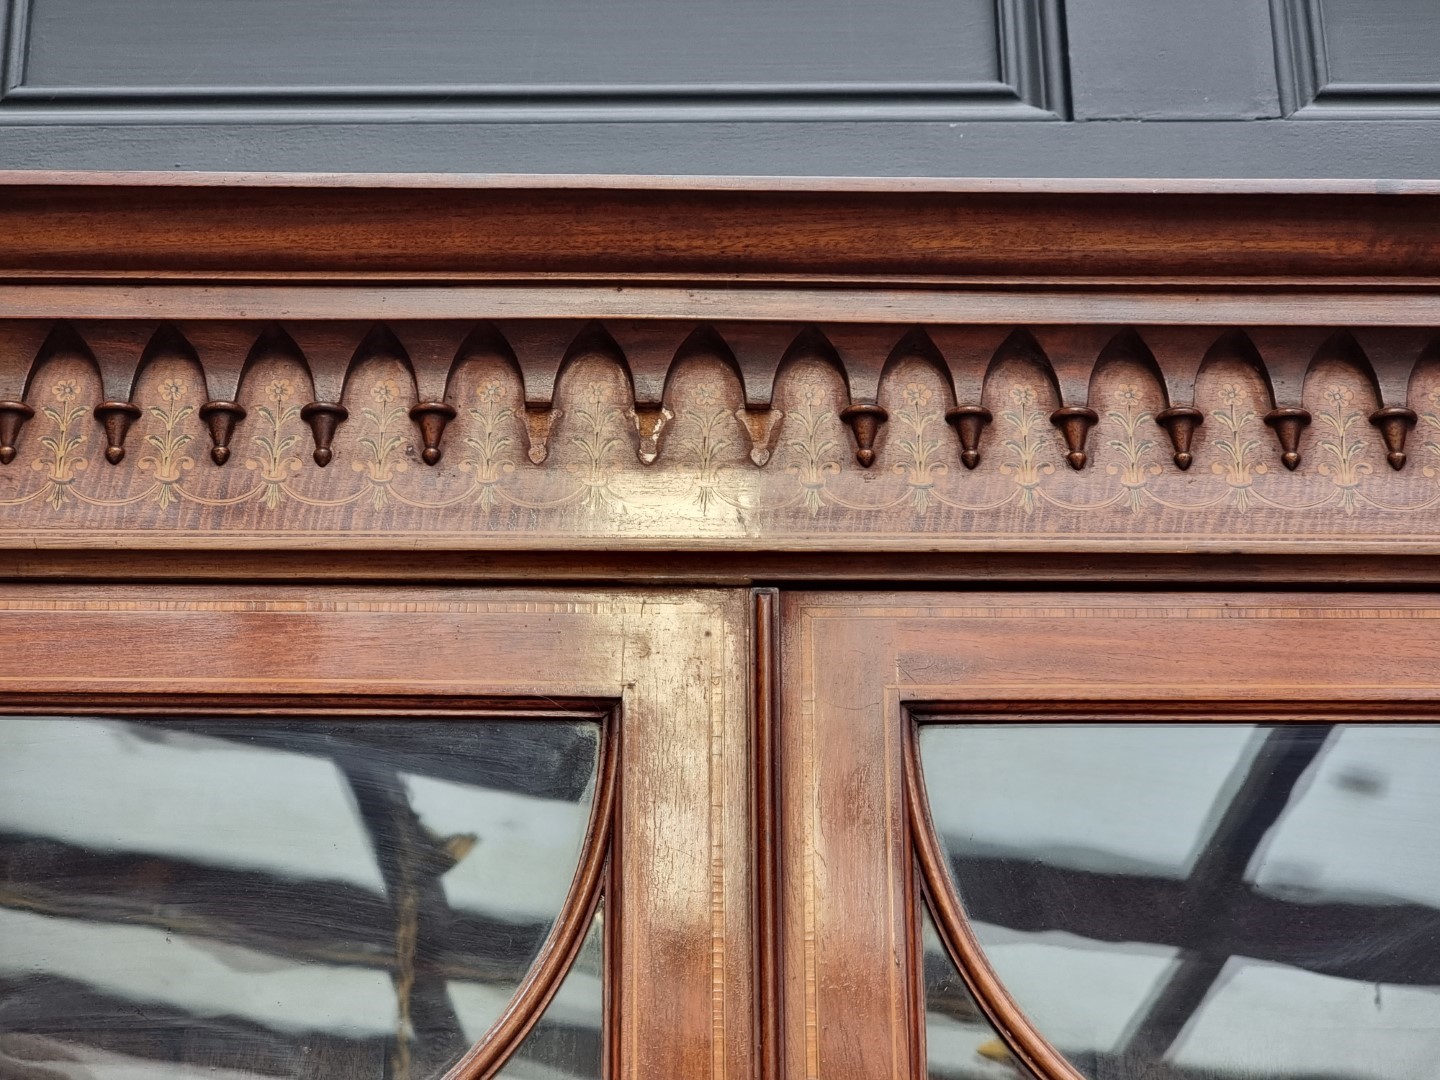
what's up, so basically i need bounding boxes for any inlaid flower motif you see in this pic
[568,381,624,512]
[798,383,827,409]
[1422,390,1440,480]
[141,376,197,507]
[1104,383,1160,513]
[36,378,89,508]
[463,380,517,510]
[902,383,933,408]
[673,381,732,512]
[782,376,841,516]
[1324,385,1355,410]
[1315,382,1370,514]
[999,382,1053,514]
[249,376,304,508]
[1113,383,1141,404]
[355,377,411,508]
[1210,381,1266,510]
[892,381,945,514]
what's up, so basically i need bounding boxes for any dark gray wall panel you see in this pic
[1067,0,1280,119]
[2,0,1438,178]
[1323,0,1440,82]
[1274,0,1440,116]
[7,119,1440,179]
[22,0,998,90]
[2,0,1068,120]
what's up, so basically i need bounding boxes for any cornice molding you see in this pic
[2,179,1440,282]
[0,180,1437,553]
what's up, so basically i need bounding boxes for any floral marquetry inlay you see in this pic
[2,318,1440,550]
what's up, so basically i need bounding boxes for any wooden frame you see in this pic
[781,591,1440,1080]
[4,172,1440,1080]
[0,585,753,1080]
[3,175,1440,561]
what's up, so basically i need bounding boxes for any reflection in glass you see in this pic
[496,901,604,1080]
[919,723,1440,1080]
[0,715,601,1079]
[921,904,1024,1080]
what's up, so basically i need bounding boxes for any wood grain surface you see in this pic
[1,181,1439,281]
[1,318,1439,553]
[780,591,1440,1080]
[0,586,753,1080]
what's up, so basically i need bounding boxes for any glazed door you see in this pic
[11,586,1440,1080]
[0,586,753,1080]
[778,591,1440,1080]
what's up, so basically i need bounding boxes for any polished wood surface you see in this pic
[1,175,1437,555]
[751,591,782,1080]
[2,173,1437,1079]
[2,177,1440,283]
[2,318,1440,553]
[780,591,1440,1080]
[0,586,753,1080]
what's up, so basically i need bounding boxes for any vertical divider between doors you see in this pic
[752,588,782,1080]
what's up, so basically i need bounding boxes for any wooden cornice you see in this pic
[2,171,1440,284]
[1,174,1439,555]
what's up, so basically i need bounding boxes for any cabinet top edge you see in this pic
[2,169,1439,197]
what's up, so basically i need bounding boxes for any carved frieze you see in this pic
[1,318,1438,550]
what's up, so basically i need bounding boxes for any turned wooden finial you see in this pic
[198,400,246,465]
[1370,406,1417,470]
[945,405,991,469]
[300,401,348,466]
[735,406,784,467]
[522,406,561,465]
[840,403,887,467]
[1049,406,1099,470]
[630,405,675,466]
[0,401,33,464]
[410,402,457,465]
[93,401,142,464]
[1155,406,1204,470]
[1264,407,1311,470]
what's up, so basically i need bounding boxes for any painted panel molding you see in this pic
[1272,0,1440,117]
[0,0,1067,122]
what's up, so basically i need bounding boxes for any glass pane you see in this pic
[0,714,601,1079]
[495,900,604,1080]
[920,903,1024,1080]
[919,722,1440,1080]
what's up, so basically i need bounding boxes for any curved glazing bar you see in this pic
[496,900,605,1080]
[920,901,1028,1080]
[914,721,1440,1080]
